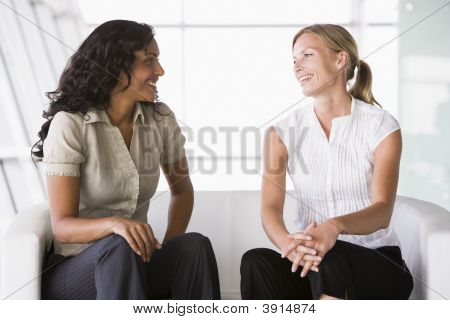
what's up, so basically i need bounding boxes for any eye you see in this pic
[304,53,313,57]
[145,57,159,65]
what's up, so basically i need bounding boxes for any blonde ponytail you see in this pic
[349,59,381,106]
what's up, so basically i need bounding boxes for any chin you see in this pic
[301,84,323,97]
[139,94,155,102]
[301,88,313,97]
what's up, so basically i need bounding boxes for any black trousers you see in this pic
[241,240,414,300]
[42,232,221,300]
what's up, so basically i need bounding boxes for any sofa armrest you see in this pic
[393,196,450,299]
[0,203,51,300]
[0,214,14,294]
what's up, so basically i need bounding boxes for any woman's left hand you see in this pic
[287,220,341,277]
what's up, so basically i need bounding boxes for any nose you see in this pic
[155,59,165,76]
[293,59,303,73]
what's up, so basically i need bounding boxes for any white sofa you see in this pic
[1,192,449,300]
[0,213,14,297]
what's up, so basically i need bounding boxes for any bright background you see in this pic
[0,0,449,216]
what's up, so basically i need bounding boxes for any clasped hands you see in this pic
[281,220,341,278]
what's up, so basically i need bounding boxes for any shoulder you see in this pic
[52,110,84,124]
[355,98,399,128]
[43,111,85,155]
[354,99,401,150]
[154,101,174,115]
[49,111,85,134]
[273,103,311,129]
[355,98,385,118]
[271,103,311,147]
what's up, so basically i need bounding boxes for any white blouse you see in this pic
[273,97,401,249]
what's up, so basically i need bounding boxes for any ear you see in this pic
[336,51,349,71]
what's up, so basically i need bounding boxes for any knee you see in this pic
[101,234,136,259]
[178,232,214,257]
[240,248,274,274]
[315,244,345,274]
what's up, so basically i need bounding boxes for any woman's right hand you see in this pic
[281,221,321,275]
[111,217,162,262]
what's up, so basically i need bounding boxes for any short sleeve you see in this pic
[371,111,400,150]
[158,103,186,164]
[43,112,85,176]
[272,113,302,174]
[272,122,290,151]
[272,111,299,152]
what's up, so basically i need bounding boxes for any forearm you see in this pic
[52,215,120,244]
[329,201,393,236]
[163,189,194,243]
[262,206,292,251]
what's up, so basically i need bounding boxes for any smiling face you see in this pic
[292,32,346,97]
[117,39,165,103]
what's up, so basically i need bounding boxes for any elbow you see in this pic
[380,221,390,230]
[52,232,68,244]
[171,178,194,197]
[380,202,394,229]
[382,215,393,230]
[51,219,70,243]
[52,229,69,243]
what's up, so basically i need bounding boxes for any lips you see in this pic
[298,74,314,84]
[145,79,157,89]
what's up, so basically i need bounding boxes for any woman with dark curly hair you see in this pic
[32,20,220,300]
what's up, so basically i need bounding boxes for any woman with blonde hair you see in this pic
[241,24,413,299]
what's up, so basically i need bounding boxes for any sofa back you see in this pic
[150,191,450,299]
[2,191,449,299]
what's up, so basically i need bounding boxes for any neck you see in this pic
[313,87,352,118]
[106,93,135,127]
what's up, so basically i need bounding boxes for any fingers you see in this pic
[295,245,317,256]
[129,228,149,262]
[301,253,322,264]
[301,260,314,278]
[291,252,305,273]
[291,253,320,275]
[144,224,162,250]
[305,221,317,231]
[114,219,162,263]
[286,232,312,241]
[281,239,301,258]
[138,225,155,260]
[120,231,142,258]
[285,221,317,251]
[298,258,319,273]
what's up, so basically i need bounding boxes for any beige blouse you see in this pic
[43,102,186,256]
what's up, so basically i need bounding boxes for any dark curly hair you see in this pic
[32,20,164,161]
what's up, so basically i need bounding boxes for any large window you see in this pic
[0,0,85,215]
[79,0,400,190]
[0,0,403,216]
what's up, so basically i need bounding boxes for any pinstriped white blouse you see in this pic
[274,97,401,249]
